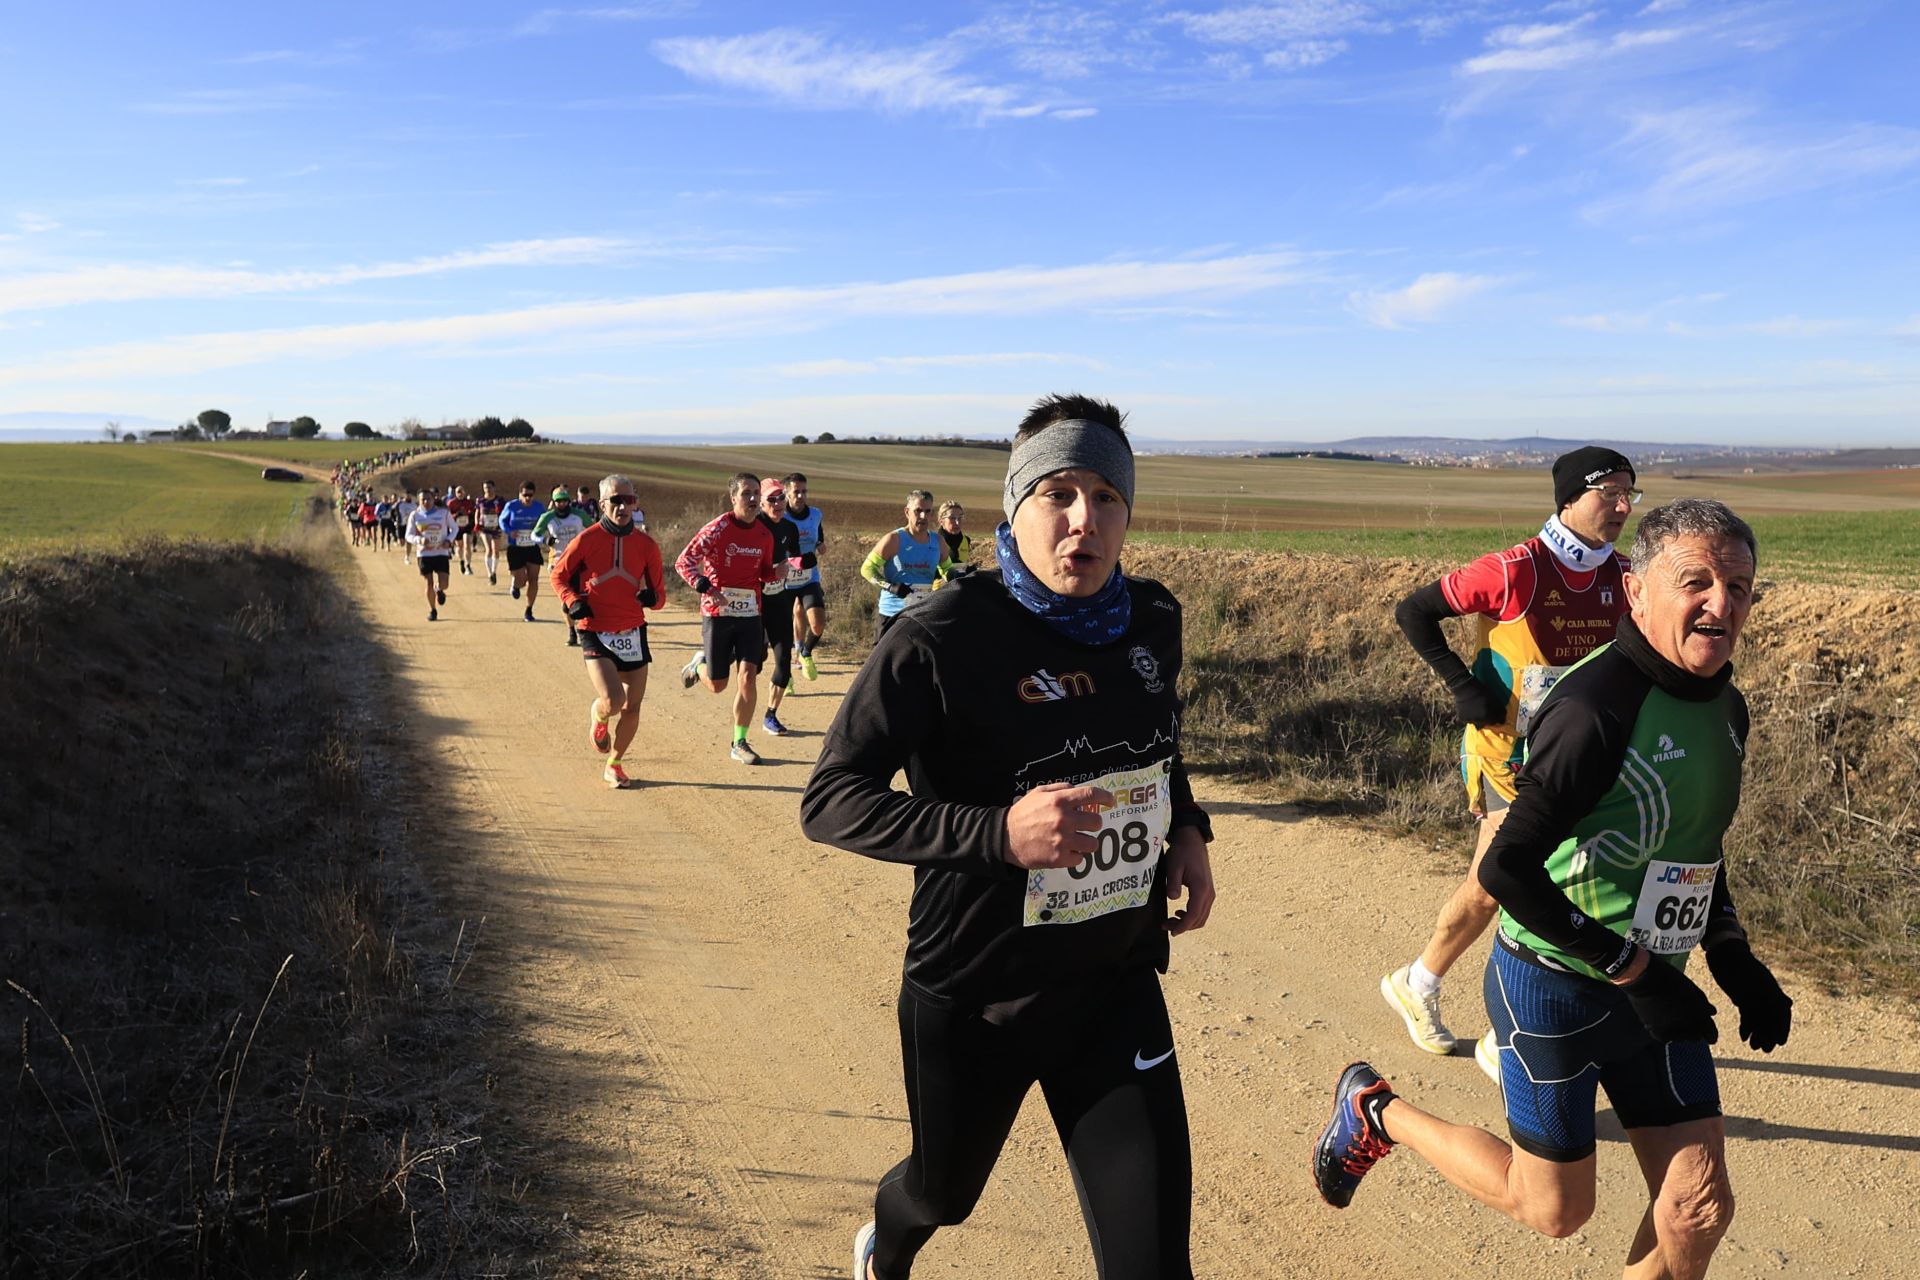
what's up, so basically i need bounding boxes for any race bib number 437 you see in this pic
[1024,759,1172,928]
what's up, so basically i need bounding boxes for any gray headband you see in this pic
[1002,419,1136,522]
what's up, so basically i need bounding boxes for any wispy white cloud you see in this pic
[1485,15,1598,49]
[1264,39,1347,70]
[1560,310,1650,333]
[0,237,632,315]
[954,5,1158,79]
[1462,23,1687,76]
[771,351,1108,378]
[0,252,1310,385]
[1743,315,1854,337]
[1558,290,1726,332]
[513,4,694,37]
[1349,271,1500,329]
[225,41,366,67]
[772,359,879,377]
[653,29,1083,122]
[134,85,336,115]
[1586,102,1920,220]
[1170,2,1381,45]
[14,212,60,234]
[421,3,689,52]
[1165,1,1384,71]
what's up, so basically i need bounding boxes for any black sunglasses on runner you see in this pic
[605,493,638,506]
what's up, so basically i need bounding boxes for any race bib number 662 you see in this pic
[1024,759,1172,928]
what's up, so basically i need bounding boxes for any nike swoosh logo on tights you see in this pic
[1134,1047,1175,1070]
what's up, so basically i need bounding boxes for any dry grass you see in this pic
[0,536,553,1275]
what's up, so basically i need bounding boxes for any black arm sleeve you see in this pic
[1477,683,1642,975]
[1702,689,1751,950]
[1395,580,1474,688]
[1162,598,1212,842]
[800,623,1012,874]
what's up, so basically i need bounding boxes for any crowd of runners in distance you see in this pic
[334,410,1793,1280]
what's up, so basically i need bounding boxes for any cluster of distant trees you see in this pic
[461,416,536,441]
[1251,449,1381,462]
[787,432,1009,451]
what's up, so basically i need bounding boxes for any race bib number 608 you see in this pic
[1024,759,1172,928]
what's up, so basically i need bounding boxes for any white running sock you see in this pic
[1408,958,1442,995]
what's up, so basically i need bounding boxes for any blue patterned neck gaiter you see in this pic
[994,521,1132,646]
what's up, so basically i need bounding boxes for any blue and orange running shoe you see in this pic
[1314,1061,1396,1208]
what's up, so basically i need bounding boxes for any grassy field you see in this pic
[179,438,414,464]
[1133,510,1920,587]
[0,444,322,552]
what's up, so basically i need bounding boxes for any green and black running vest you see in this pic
[1496,619,1750,981]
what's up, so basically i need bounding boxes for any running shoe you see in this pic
[437,588,447,606]
[567,632,580,647]
[428,607,438,622]
[851,1221,876,1280]
[603,761,634,790]
[1314,1062,1396,1209]
[489,569,497,584]
[1380,965,1457,1055]
[680,658,702,690]
[801,655,819,681]
[730,740,761,765]
[1475,1030,1501,1085]
[589,701,611,754]
[523,607,534,622]
[511,583,521,600]
[762,713,788,736]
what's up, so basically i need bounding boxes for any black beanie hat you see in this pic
[1552,446,1635,510]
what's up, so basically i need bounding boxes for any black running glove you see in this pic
[692,575,713,595]
[636,587,659,609]
[886,582,913,598]
[1446,670,1509,727]
[1624,957,1718,1044]
[798,551,817,570]
[565,598,593,621]
[1705,940,1792,1052]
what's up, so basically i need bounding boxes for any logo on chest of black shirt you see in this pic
[1130,645,1164,694]
[1018,668,1096,702]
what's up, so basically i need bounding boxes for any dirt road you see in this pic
[343,536,1917,1280]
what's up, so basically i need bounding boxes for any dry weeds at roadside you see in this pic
[1,540,544,1275]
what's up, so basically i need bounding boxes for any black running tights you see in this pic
[869,971,1192,1280]
[762,591,794,689]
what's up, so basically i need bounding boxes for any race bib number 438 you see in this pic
[1024,759,1172,928]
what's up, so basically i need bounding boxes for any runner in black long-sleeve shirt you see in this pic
[802,395,1214,1280]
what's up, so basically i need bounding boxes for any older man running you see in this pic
[1318,498,1792,1280]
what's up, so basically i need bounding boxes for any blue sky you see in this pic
[2,1,1915,444]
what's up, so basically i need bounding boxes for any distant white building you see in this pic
[420,425,470,441]
[265,420,293,438]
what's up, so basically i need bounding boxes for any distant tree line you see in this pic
[789,432,1010,451]
[1251,450,1384,463]
[113,410,537,443]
